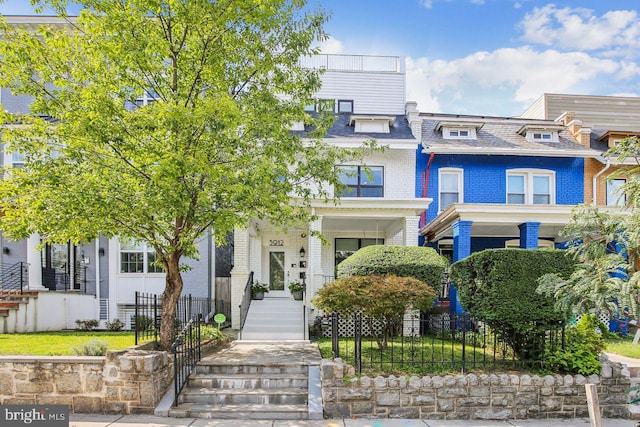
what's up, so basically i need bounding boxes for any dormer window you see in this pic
[446,128,471,139]
[597,131,640,149]
[532,132,552,140]
[517,124,564,142]
[349,115,395,134]
[435,121,483,140]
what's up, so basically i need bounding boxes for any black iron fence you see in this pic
[0,262,29,293]
[134,292,226,345]
[171,314,201,406]
[317,312,565,375]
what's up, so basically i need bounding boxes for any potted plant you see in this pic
[288,281,304,300]
[252,281,269,300]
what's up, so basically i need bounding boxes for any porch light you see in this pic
[299,246,306,258]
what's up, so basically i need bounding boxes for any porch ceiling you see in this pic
[420,203,576,242]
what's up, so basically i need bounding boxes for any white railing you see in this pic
[300,54,401,73]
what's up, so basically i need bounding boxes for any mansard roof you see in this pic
[296,113,416,142]
[420,113,598,157]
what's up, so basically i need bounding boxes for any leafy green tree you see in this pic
[0,1,371,348]
[312,274,437,349]
[538,136,640,320]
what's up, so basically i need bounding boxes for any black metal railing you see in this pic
[134,292,160,345]
[319,312,565,376]
[302,277,307,340]
[0,262,28,293]
[239,271,254,334]
[42,266,89,293]
[134,292,224,345]
[171,314,201,406]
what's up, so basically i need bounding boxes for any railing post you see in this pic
[134,291,139,345]
[331,313,339,358]
[461,313,467,374]
[153,294,158,343]
[19,262,24,294]
[354,313,362,375]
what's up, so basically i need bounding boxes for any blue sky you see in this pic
[2,0,640,116]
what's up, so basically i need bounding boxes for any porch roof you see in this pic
[419,203,575,242]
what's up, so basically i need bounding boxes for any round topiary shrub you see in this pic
[336,245,447,290]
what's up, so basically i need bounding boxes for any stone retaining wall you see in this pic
[321,357,631,420]
[0,349,172,414]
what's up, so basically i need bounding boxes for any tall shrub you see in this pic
[337,245,447,290]
[449,248,575,358]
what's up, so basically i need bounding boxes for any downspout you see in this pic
[593,160,611,205]
[420,152,436,229]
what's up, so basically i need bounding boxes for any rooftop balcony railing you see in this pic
[300,54,403,73]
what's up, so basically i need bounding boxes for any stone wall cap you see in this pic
[0,355,105,363]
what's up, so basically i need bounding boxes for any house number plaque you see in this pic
[269,240,284,246]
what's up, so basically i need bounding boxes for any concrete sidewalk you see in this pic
[69,414,636,427]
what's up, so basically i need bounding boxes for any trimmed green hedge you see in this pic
[336,245,447,290]
[449,248,575,358]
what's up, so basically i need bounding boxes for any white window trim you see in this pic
[505,239,555,249]
[443,127,476,140]
[506,169,555,205]
[606,178,626,206]
[438,168,464,212]
[118,240,164,275]
[525,130,559,142]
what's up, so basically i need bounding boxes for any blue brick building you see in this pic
[415,114,598,313]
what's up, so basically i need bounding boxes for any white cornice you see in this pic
[304,137,418,149]
[310,197,431,216]
[420,146,600,157]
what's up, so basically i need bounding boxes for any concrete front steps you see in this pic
[169,342,322,420]
[0,291,37,316]
[240,297,305,341]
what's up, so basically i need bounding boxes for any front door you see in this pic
[268,251,286,296]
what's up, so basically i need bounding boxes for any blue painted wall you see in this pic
[415,151,585,224]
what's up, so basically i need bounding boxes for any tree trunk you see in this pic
[160,252,184,350]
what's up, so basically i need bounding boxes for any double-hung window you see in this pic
[10,152,25,169]
[439,168,463,211]
[120,240,163,274]
[337,165,384,197]
[606,178,626,206]
[507,169,554,205]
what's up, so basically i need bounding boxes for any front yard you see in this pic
[0,331,144,355]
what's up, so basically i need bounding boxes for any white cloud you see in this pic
[420,0,433,9]
[316,37,344,55]
[407,47,625,114]
[520,5,640,53]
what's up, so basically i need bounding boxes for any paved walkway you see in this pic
[69,414,635,427]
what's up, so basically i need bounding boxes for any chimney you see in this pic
[405,101,421,140]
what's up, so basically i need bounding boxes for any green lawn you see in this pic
[606,335,640,359]
[316,335,521,376]
[0,331,145,356]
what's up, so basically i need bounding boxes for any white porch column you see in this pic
[404,215,420,246]
[308,217,323,304]
[27,233,45,290]
[230,227,250,329]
